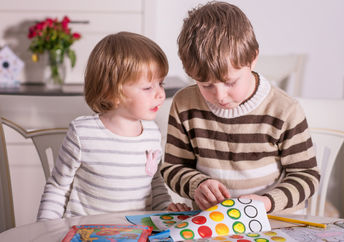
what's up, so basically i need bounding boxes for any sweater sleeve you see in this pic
[263,102,320,213]
[151,161,172,210]
[160,98,211,200]
[36,122,81,221]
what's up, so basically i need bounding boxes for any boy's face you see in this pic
[197,61,256,110]
[118,65,166,121]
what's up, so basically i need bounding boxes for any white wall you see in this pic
[150,0,344,98]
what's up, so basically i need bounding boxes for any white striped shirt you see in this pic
[37,114,171,221]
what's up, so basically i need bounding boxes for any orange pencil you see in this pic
[268,215,327,229]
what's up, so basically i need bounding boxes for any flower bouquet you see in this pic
[28,16,81,85]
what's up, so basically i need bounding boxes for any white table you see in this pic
[0,212,342,242]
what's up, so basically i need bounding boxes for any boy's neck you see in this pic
[240,71,259,105]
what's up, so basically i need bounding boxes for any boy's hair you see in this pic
[178,1,259,82]
[84,32,168,113]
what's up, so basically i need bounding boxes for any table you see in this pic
[0,212,342,242]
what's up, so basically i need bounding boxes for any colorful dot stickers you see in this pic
[168,198,271,241]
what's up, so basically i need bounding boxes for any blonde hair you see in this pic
[178,1,259,82]
[84,32,168,113]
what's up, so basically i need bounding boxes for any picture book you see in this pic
[62,224,153,242]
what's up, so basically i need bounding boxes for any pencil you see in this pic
[268,215,327,229]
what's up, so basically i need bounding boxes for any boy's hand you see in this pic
[239,194,271,212]
[194,179,231,210]
[167,202,192,212]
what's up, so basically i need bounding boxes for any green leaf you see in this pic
[68,49,76,67]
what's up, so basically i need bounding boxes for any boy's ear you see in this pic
[250,52,259,70]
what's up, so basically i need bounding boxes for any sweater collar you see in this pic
[205,73,271,118]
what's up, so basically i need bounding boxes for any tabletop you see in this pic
[0,211,342,242]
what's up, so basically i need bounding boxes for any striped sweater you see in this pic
[37,114,171,221]
[161,74,320,213]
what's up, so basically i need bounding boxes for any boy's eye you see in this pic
[202,84,212,89]
[159,81,165,87]
[143,86,152,91]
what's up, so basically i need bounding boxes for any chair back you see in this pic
[2,117,67,180]
[308,128,344,216]
[254,54,307,97]
[0,118,15,232]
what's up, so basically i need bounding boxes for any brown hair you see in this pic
[178,1,259,82]
[84,32,168,113]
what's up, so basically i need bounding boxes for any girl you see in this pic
[37,32,189,220]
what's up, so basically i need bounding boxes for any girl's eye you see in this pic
[226,80,237,87]
[159,81,165,87]
[143,87,152,91]
[202,84,212,89]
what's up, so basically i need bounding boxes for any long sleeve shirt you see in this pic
[37,114,171,220]
[161,74,320,213]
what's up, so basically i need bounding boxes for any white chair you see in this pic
[0,118,16,233]
[307,128,344,217]
[296,98,344,217]
[254,54,307,97]
[1,117,67,181]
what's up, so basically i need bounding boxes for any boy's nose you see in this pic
[214,84,226,102]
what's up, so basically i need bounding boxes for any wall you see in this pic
[151,0,344,98]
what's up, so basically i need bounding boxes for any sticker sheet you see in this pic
[162,198,271,241]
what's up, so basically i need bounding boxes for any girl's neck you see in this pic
[99,111,142,137]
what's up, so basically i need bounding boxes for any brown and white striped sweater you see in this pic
[161,74,320,213]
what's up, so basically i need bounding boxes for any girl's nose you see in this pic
[156,85,166,100]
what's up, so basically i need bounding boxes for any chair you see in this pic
[307,128,344,217]
[1,117,67,180]
[0,117,67,231]
[254,54,307,97]
[0,118,15,233]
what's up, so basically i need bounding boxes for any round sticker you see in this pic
[206,205,218,211]
[192,215,207,224]
[175,221,188,229]
[177,215,190,220]
[264,231,277,236]
[246,233,260,237]
[230,235,244,239]
[215,223,229,236]
[271,236,286,241]
[255,239,269,242]
[221,199,235,207]
[227,208,241,219]
[160,215,173,220]
[232,221,246,234]
[198,225,212,238]
[163,220,176,225]
[180,229,194,240]
[210,211,224,222]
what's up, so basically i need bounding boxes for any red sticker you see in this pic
[192,216,207,225]
[198,226,212,238]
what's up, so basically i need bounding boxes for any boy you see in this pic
[161,1,320,214]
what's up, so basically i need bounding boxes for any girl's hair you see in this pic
[84,32,168,113]
[178,1,259,82]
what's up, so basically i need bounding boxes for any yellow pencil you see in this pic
[268,215,327,229]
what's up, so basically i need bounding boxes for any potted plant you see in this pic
[28,16,81,86]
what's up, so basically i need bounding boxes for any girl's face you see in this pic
[197,60,256,110]
[118,67,166,121]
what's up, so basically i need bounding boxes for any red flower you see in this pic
[72,33,81,40]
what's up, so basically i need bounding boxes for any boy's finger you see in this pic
[218,183,231,198]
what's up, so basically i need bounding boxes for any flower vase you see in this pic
[46,49,66,89]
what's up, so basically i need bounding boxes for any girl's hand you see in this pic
[194,179,231,210]
[167,202,192,212]
[239,194,272,212]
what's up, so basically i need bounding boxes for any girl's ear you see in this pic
[114,98,120,109]
[250,51,259,70]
